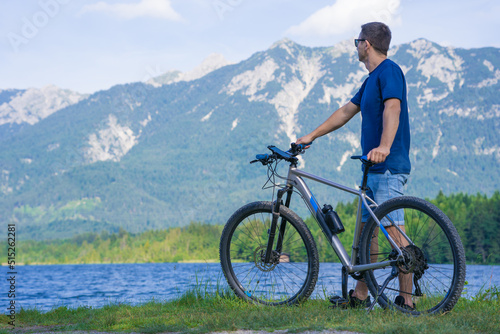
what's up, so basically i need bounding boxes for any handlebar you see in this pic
[292,142,312,152]
[251,143,377,167]
[251,142,312,165]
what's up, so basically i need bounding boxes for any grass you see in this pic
[1,286,499,334]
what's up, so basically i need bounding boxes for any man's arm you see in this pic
[367,98,401,163]
[296,102,360,145]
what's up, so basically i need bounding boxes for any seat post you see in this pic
[361,164,371,191]
[351,155,374,191]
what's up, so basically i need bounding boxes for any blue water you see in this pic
[1,263,498,312]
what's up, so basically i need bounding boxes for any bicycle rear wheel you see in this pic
[360,196,466,315]
[220,201,319,305]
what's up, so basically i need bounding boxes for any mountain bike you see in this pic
[219,143,466,315]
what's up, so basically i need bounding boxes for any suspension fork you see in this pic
[264,186,293,263]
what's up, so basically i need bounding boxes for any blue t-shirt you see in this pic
[351,59,411,174]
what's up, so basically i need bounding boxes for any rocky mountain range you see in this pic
[0,85,88,141]
[1,38,498,240]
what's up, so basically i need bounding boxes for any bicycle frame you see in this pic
[272,163,409,275]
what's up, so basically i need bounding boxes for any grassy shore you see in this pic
[1,287,499,334]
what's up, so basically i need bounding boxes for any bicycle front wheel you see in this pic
[360,196,466,315]
[220,201,319,305]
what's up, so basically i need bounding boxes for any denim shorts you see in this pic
[361,170,409,226]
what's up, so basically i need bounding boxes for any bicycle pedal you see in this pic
[328,296,350,309]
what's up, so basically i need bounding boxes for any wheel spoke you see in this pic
[221,203,318,305]
[360,198,465,315]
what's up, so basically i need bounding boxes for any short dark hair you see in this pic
[360,22,391,56]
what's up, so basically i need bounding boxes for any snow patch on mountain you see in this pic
[0,85,87,125]
[417,88,449,107]
[327,39,357,59]
[335,132,360,172]
[222,44,327,141]
[432,129,443,159]
[270,38,298,56]
[483,60,495,72]
[223,59,279,97]
[146,71,181,87]
[473,137,500,161]
[319,84,336,105]
[201,110,214,122]
[399,65,413,75]
[1,170,12,195]
[438,105,500,120]
[336,149,356,172]
[270,78,306,141]
[231,118,239,131]
[182,53,232,82]
[341,132,360,149]
[140,114,152,127]
[138,114,152,135]
[47,143,60,152]
[320,66,366,107]
[148,53,232,86]
[485,105,500,119]
[418,53,463,91]
[270,55,325,141]
[408,39,464,91]
[85,115,137,163]
[407,39,439,59]
[475,68,500,88]
[224,45,338,141]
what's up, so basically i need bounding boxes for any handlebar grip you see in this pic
[297,142,312,150]
[256,154,269,160]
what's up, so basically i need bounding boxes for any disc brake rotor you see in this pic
[398,245,428,275]
[254,246,279,272]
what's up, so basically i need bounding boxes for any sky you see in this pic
[0,0,499,94]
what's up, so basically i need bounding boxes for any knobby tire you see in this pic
[220,201,319,305]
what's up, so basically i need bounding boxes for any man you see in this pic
[296,22,413,309]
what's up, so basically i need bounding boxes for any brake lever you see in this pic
[289,142,312,155]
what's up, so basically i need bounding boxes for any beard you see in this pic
[357,48,367,62]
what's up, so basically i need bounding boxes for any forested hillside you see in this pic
[5,192,498,265]
[1,38,499,239]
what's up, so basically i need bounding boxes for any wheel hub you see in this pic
[254,246,280,272]
[397,245,428,275]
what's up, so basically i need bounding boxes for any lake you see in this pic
[1,263,498,312]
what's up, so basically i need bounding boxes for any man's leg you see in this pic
[352,170,412,306]
[353,225,413,306]
[350,177,377,302]
[387,225,413,306]
[351,222,378,301]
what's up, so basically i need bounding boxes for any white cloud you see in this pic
[286,0,401,38]
[81,0,183,21]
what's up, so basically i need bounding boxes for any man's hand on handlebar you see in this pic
[295,135,314,149]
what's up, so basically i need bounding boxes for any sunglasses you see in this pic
[354,39,367,47]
